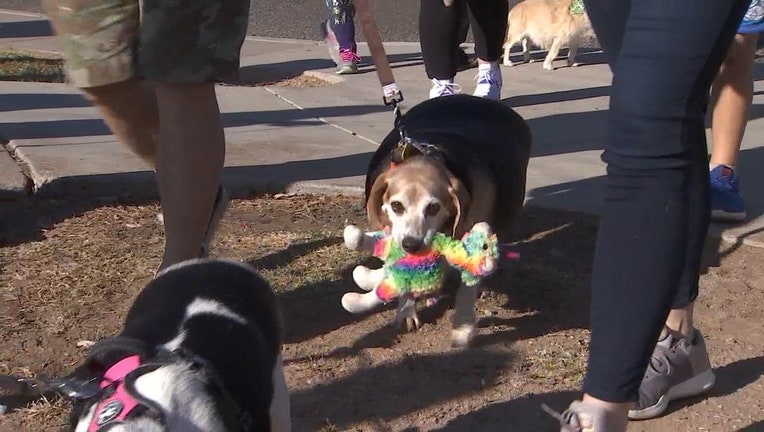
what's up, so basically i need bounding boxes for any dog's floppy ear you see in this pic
[448,175,471,237]
[367,171,391,230]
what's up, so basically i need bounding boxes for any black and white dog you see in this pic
[65,259,290,432]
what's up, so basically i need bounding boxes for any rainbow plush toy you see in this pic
[341,222,500,314]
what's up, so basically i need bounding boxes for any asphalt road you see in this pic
[0,0,425,42]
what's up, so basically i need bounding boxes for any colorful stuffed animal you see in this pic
[341,222,500,314]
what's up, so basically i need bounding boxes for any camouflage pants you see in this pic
[42,0,250,88]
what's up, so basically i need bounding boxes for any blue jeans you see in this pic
[581,0,748,403]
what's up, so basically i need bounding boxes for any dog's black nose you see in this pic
[401,237,424,253]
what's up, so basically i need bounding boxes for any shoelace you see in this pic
[474,69,499,85]
[432,80,462,96]
[339,48,362,63]
[541,404,583,432]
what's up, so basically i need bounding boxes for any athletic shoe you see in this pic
[429,78,462,98]
[628,328,715,420]
[710,165,746,222]
[473,64,502,100]
[542,400,623,431]
[336,48,361,75]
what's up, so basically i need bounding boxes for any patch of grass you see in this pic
[0,49,65,83]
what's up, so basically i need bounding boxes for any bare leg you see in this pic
[709,32,757,167]
[82,78,159,167]
[154,82,225,271]
[665,302,695,338]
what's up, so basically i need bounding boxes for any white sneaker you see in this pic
[429,78,462,98]
[473,63,502,100]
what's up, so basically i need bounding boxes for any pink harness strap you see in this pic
[88,355,142,431]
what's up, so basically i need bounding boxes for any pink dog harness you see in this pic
[88,355,142,431]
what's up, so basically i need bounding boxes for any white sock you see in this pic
[434,78,454,85]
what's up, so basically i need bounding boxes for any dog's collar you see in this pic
[389,136,474,194]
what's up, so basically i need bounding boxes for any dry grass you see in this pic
[2,195,762,431]
[0,49,65,83]
[0,49,332,87]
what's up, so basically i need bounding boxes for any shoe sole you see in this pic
[336,65,359,75]
[711,209,747,222]
[628,368,716,420]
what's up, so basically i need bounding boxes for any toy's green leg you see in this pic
[451,283,478,348]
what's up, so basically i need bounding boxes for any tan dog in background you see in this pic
[502,0,593,70]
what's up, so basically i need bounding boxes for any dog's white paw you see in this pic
[343,225,365,250]
[543,63,555,71]
[569,62,581,67]
[451,324,476,348]
[503,58,513,67]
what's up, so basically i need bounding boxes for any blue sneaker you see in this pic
[710,165,746,222]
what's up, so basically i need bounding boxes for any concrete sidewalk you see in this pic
[2,9,763,247]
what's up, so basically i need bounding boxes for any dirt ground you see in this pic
[0,194,762,432]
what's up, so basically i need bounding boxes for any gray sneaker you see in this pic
[543,401,624,432]
[628,328,715,420]
[198,185,229,258]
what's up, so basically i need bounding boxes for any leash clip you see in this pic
[382,83,404,107]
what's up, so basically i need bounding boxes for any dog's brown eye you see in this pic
[425,202,440,216]
[391,201,405,215]
[483,243,489,251]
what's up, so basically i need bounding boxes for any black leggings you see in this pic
[582,0,748,403]
[419,0,508,79]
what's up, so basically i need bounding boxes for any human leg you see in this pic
[419,0,462,97]
[139,0,250,270]
[455,1,477,70]
[41,0,159,166]
[548,0,748,429]
[466,0,508,99]
[708,32,757,221]
[326,0,360,74]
